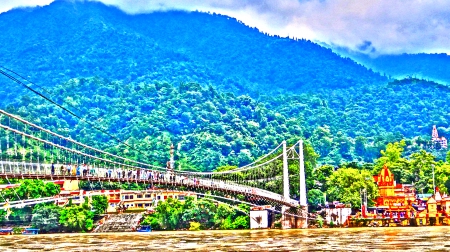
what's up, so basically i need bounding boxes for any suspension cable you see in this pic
[0,109,164,170]
[0,123,163,172]
[0,68,160,168]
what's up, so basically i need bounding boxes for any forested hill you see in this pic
[0,0,386,104]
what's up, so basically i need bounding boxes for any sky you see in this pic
[2,0,450,55]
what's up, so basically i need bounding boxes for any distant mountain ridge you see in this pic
[0,0,386,104]
[330,46,450,84]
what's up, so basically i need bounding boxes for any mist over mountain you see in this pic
[1,0,449,170]
[330,45,450,84]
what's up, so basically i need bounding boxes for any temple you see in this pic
[372,164,415,214]
[348,164,450,226]
[432,125,447,149]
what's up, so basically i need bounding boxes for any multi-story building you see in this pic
[57,185,196,213]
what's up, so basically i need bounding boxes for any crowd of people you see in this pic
[46,162,296,206]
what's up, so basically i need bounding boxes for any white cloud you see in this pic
[2,0,450,55]
[0,0,53,14]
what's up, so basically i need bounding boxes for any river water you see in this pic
[1,227,450,251]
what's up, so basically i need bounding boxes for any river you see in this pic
[1,227,450,251]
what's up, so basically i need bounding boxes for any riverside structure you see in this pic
[348,164,450,227]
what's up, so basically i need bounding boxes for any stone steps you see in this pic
[94,213,144,233]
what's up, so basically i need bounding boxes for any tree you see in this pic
[214,204,233,229]
[140,196,249,231]
[408,150,436,194]
[326,168,379,208]
[31,204,61,233]
[59,197,94,232]
[373,140,410,183]
[91,195,108,214]
[307,189,325,207]
[313,165,334,191]
[355,136,367,156]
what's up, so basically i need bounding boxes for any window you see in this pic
[157,196,161,200]
[179,196,185,200]
[145,204,149,207]
[137,204,143,207]
[145,194,151,198]
[137,195,143,199]
[129,195,134,199]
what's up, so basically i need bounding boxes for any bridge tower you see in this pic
[298,140,308,228]
[167,143,175,171]
[299,140,307,206]
[282,141,289,200]
[281,140,308,229]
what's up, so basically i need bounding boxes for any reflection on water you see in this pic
[2,227,450,251]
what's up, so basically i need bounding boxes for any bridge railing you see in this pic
[0,161,298,207]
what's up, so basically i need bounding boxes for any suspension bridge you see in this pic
[0,109,308,228]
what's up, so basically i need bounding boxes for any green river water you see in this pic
[1,227,450,251]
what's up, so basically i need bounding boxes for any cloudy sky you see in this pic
[2,0,450,55]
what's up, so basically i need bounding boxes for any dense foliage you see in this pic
[6,75,450,170]
[140,196,249,230]
[19,198,99,233]
[59,198,95,232]
[31,204,61,232]
[91,195,108,214]
[0,179,60,201]
[313,142,450,209]
[7,78,306,170]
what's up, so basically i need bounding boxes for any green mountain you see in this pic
[0,0,386,102]
[1,1,449,171]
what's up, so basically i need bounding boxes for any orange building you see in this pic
[372,164,416,211]
[349,164,450,227]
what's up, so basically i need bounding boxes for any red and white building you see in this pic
[432,125,447,149]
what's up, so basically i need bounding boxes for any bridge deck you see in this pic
[0,171,298,208]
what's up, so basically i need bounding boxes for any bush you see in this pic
[273,222,282,229]
[12,227,23,234]
[189,222,201,231]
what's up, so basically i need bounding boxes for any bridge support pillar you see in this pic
[298,140,307,207]
[281,205,308,229]
[298,140,308,229]
[282,141,289,200]
[281,206,293,229]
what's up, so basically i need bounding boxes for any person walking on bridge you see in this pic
[117,167,122,179]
